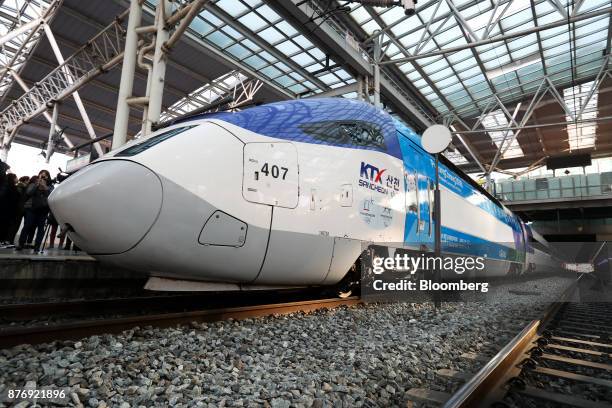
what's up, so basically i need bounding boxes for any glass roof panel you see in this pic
[500,7,533,30]
[349,6,371,24]
[200,10,223,26]
[273,20,297,36]
[564,81,598,151]
[238,12,268,31]
[241,0,261,7]
[221,25,242,40]
[291,52,315,66]
[318,73,340,85]
[206,31,233,48]
[217,0,248,17]
[293,35,313,49]
[304,63,323,73]
[189,17,214,36]
[446,49,473,63]
[226,43,250,59]
[258,26,283,44]
[380,7,405,24]
[276,40,300,56]
[255,4,280,21]
[243,54,267,69]
[241,38,260,52]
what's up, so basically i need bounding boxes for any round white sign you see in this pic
[421,124,452,154]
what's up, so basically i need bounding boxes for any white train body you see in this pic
[49,99,556,289]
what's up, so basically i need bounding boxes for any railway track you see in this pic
[407,277,612,408]
[0,297,360,349]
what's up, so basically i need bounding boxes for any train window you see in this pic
[405,172,418,214]
[428,179,435,236]
[299,120,387,151]
[414,172,422,232]
[535,178,548,190]
[115,125,197,157]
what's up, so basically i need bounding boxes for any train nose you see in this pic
[48,160,162,254]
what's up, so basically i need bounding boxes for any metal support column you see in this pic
[0,147,7,163]
[144,0,172,135]
[373,32,382,108]
[0,127,19,162]
[137,38,155,136]
[113,0,142,148]
[434,153,442,308]
[0,130,9,162]
[45,102,59,162]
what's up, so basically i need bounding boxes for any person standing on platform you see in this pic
[16,170,54,253]
[47,210,65,249]
[21,176,38,247]
[1,173,19,248]
[0,160,13,246]
[8,176,29,245]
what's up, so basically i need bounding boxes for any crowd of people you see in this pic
[0,159,76,253]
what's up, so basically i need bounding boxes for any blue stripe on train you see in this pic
[405,226,523,263]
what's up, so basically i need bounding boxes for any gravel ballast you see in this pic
[0,276,578,407]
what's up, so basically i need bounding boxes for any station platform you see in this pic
[0,248,94,262]
[0,248,147,300]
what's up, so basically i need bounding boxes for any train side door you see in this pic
[417,169,434,248]
[403,145,429,245]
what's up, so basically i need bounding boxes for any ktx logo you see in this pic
[360,162,386,184]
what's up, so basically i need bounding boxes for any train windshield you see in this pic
[115,125,197,157]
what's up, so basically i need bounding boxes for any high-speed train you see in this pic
[49,98,558,291]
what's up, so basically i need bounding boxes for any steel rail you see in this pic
[443,277,583,408]
[0,297,360,349]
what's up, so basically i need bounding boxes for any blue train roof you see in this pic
[185,98,413,158]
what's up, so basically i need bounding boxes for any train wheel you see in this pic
[338,289,353,298]
[507,263,520,277]
[333,262,361,298]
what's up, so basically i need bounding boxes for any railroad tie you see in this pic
[540,353,612,371]
[520,385,611,408]
[547,343,609,358]
[550,335,612,350]
[532,366,612,388]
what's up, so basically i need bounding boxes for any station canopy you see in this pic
[1,0,610,174]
